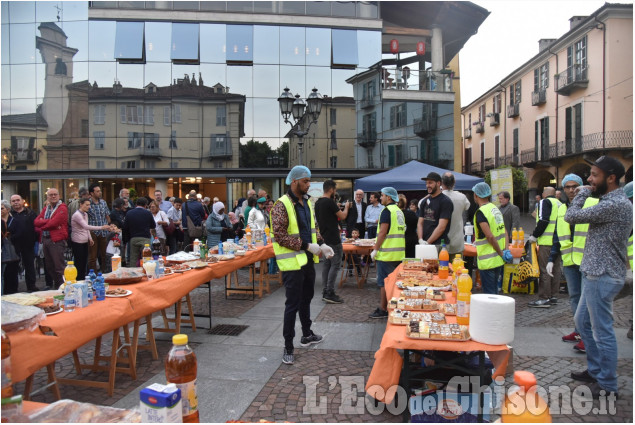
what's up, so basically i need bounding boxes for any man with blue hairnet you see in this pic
[552,174,598,353]
[368,187,405,319]
[472,182,511,294]
[271,165,335,365]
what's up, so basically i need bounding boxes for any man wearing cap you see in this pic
[271,166,334,365]
[368,187,405,319]
[527,186,562,308]
[472,182,511,294]
[552,174,598,353]
[565,156,632,399]
[417,172,453,248]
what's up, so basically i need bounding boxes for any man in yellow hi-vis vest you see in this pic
[271,166,335,365]
[369,187,405,319]
[528,186,562,308]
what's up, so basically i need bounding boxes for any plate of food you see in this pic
[166,251,199,263]
[170,264,192,273]
[105,288,132,297]
[185,260,208,269]
[42,304,63,316]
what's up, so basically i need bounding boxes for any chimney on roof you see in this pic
[570,16,588,30]
[198,72,204,86]
[113,79,122,94]
[538,39,556,52]
[191,73,197,86]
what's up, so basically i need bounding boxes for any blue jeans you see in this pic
[376,260,400,288]
[562,265,583,332]
[480,266,502,295]
[574,272,624,392]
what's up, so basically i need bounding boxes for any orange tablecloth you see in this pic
[365,263,510,404]
[8,245,274,383]
[342,243,374,255]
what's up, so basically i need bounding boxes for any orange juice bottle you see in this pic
[64,261,78,283]
[511,228,518,248]
[502,371,552,422]
[438,240,449,279]
[166,334,199,423]
[456,269,472,326]
[518,227,525,248]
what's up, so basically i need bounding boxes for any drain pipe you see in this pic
[547,45,559,160]
[593,17,606,149]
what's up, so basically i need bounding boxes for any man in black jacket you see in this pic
[6,194,39,293]
[345,189,367,238]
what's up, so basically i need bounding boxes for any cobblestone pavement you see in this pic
[317,279,381,323]
[239,349,401,423]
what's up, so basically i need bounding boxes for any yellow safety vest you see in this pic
[557,203,573,267]
[474,203,505,270]
[628,234,633,270]
[375,204,406,262]
[536,197,561,246]
[272,195,319,271]
[570,197,599,266]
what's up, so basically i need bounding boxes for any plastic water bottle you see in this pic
[218,242,224,255]
[193,239,201,254]
[85,275,94,304]
[263,233,267,245]
[64,283,76,312]
[364,231,369,240]
[94,276,105,301]
[88,269,97,285]
[234,236,239,245]
[97,272,108,294]
[464,222,474,244]
[157,257,165,278]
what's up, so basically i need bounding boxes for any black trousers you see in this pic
[72,241,89,278]
[282,253,316,351]
[3,242,37,293]
[367,226,378,239]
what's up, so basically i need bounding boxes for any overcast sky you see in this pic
[459,0,624,107]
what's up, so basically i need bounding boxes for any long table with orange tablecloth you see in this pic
[365,263,510,406]
[8,245,274,384]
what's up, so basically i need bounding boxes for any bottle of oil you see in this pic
[456,269,473,326]
[165,334,199,423]
[1,330,13,398]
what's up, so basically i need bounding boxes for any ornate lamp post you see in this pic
[278,87,323,165]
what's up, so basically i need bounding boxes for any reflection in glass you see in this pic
[226,65,253,98]
[1,25,10,65]
[279,66,306,99]
[145,63,173,87]
[280,27,306,66]
[241,100,254,142]
[306,27,330,67]
[331,1,356,18]
[253,2,275,13]
[8,2,35,24]
[253,98,283,140]
[332,29,358,68]
[253,25,279,65]
[89,61,116,88]
[226,2,253,12]
[253,65,280,98]
[89,21,116,62]
[146,22,171,62]
[115,22,145,61]
[200,63,227,88]
[7,98,38,115]
[145,2,173,10]
[1,3,8,24]
[10,23,37,64]
[331,68,355,97]
[35,2,59,23]
[200,24,226,64]
[1,65,11,99]
[279,2,306,15]
[61,21,89,62]
[200,2,226,12]
[171,23,199,62]
[357,2,379,19]
[226,25,253,64]
[10,65,37,100]
[304,67,331,98]
[172,64,200,84]
[306,1,331,16]
[357,30,381,68]
[35,63,47,99]
[173,1,199,11]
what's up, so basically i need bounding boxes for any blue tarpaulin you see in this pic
[355,160,484,192]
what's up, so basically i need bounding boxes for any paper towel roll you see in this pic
[469,294,515,345]
[415,244,438,260]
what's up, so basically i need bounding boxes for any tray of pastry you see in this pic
[406,322,470,341]
[388,297,438,311]
[388,309,446,325]
[401,288,446,301]
[440,303,456,316]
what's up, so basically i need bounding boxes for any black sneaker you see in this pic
[323,291,343,304]
[588,382,618,400]
[369,308,388,319]
[528,299,551,308]
[282,349,294,365]
[571,369,596,383]
[300,332,324,347]
[549,297,558,305]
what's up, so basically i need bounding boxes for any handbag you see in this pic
[184,202,203,238]
[164,220,176,236]
[2,237,20,263]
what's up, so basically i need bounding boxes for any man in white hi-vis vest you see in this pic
[270,166,334,366]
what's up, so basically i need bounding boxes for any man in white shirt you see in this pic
[441,173,470,255]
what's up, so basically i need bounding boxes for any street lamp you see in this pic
[278,87,323,165]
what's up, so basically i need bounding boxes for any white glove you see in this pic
[370,250,377,261]
[546,262,554,277]
[307,243,321,255]
[320,244,335,259]
[528,236,537,244]
[418,239,428,245]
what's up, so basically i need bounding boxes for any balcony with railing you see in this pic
[357,130,377,148]
[555,65,588,95]
[381,67,454,98]
[489,113,500,127]
[360,96,375,109]
[139,146,161,158]
[471,161,482,174]
[506,103,519,118]
[464,128,472,139]
[209,140,233,159]
[414,117,437,137]
[8,147,40,164]
[531,89,546,106]
[474,122,485,134]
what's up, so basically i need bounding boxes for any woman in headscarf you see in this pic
[247,197,267,230]
[205,201,232,248]
[228,211,244,239]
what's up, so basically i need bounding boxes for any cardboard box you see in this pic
[140,383,182,423]
[409,389,492,422]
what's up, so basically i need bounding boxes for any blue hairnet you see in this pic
[286,165,311,185]
[472,182,492,198]
[561,174,583,187]
[381,187,399,203]
[624,181,633,199]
